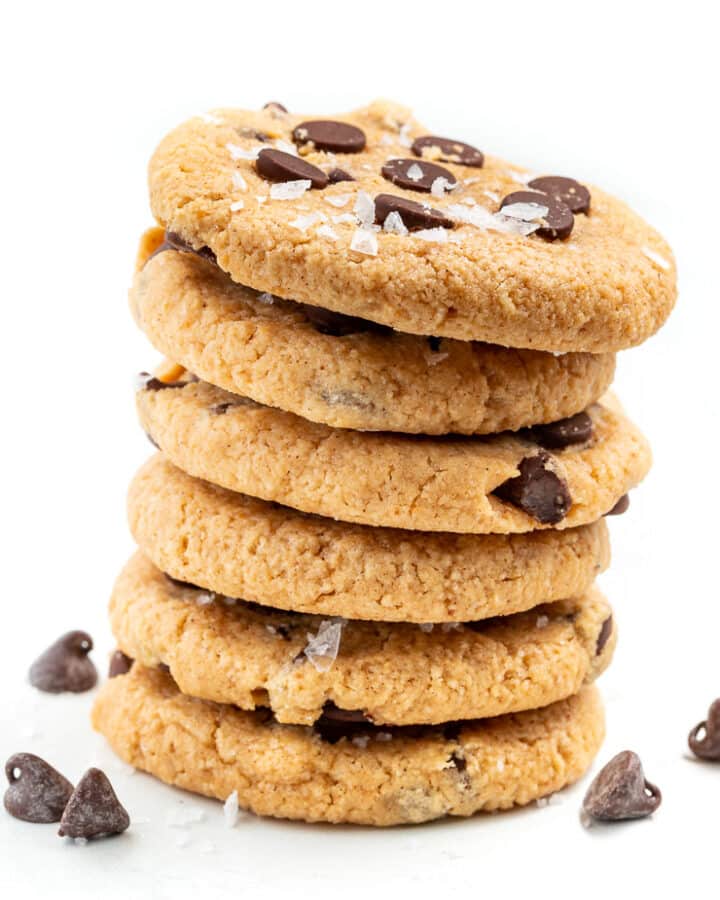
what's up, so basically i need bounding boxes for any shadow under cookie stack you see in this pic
[92,100,676,826]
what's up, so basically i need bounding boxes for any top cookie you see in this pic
[148,99,676,352]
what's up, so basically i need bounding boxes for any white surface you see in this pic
[0,1,717,895]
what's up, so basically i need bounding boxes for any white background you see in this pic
[0,1,717,895]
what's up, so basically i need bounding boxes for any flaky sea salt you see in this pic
[350,228,378,256]
[642,246,671,270]
[270,179,312,200]
[325,193,352,208]
[199,112,223,125]
[232,171,248,191]
[256,195,267,204]
[413,228,449,243]
[376,732,393,742]
[227,142,260,161]
[398,123,413,147]
[380,134,395,146]
[332,213,356,225]
[230,200,244,212]
[536,615,550,628]
[274,139,298,156]
[418,623,435,633]
[446,202,497,230]
[430,177,455,197]
[196,591,215,606]
[441,622,462,632]
[354,191,375,227]
[223,791,240,828]
[290,211,327,231]
[256,292,275,305]
[406,163,424,182]
[166,806,206,827]
[492,201,548,236]
[352,735,370,749]
[483,190,499,202]
[496,758,505,772]
[304,619,346,672]
[383,211,408,236]
[316,224,339,241]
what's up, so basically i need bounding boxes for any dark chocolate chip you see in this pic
[4,753,74,823]
[137,372,187,392]
[327,168,355,184]
[375,193,454,232]
[493,451,572,525]
[449,751,467,772]
[582,751,661,821]
[530,412,594,450]
[300,302,392,337]
[499,190,574,241]
[596,616,613,655]
[321,703,372,725]
[527,175,590,214]
[412,135,484,168]
[165,231,217,263]
[381,158,457,193]
[58,769,130,839]
[256,148,328,189]
[108,650,133,679]
[263,101,288,113]
[209,402,235,415]
[688,699,720,761]
[442,722,463,741]
[29,631,97,694]
[293,120,366,154]
[605,494,630,517]
[428,336,442,353]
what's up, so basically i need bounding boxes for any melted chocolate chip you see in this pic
[108,650,133,679]
[527,175,590,214]
[493,451,572,525]
[412,135,484,168]
[428,336,443,353]
[137,372,187,392]
[530,412,594,449]
[293,120,366,154]
[605,494,630,517]
[582,751,661,821]
[209,402,237,415]
[381,157,457,193]
[29,631,98,694]
[58,768,130,839]
[4,753,74,823]
[327,167,355,184]
[263,101,288,113]
[375,193,454,232]
[165,231,217,263]
[314,706,373,744]
[688,699,720,761]
[322,703,372,725]
[256,148,328,189]
[596,616,613,655]
[300,303,392,337]
[449,751,467,772]
[499,190,574,241]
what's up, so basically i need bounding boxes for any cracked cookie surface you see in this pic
[92,665,604,825]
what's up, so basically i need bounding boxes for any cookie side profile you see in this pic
[92,666,605,826]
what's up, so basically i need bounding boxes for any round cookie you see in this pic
[129,455,610,622]
[110,553,616,726]
[148,99,676,352]
[137,379,651,533]
[92,665,605,826]
[131,232,615,435]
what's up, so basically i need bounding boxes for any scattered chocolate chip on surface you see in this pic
[262,101,287,113]
[531,411,594,449]
[375,193,454,232]
[605,494,630,517]
[596,616,613,655]
[164,231,217,263]
[582,750,661,821]
[256,148,328,189]
[411,134,484,168]
[528,175,591,214]
[500,190,574,241]
[493,452,572,525]
[29,631,98,694]
[381,157,457,193]
[58,769,130,840]
[293,120,366,154]
[688,699,720,761]
[4,753,74,823]
[327,167,355,184]
[108,650,133,679]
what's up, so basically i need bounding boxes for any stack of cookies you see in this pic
[92,100,676,826]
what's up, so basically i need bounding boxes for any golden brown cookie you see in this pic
[130,234,615,434]
[137,379,651,533]
[148,100,676,352]
[128,455,610,622]
[92,665,605,825]
[110,553,616,726]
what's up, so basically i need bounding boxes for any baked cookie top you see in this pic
[132,231,615,434]
[148,99,676,352]
[111,553,615,726]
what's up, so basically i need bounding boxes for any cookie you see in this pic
[92,665,604,825]
[148,100,676,353]
[110,552,615,726]
[131,231,615,434]
[137,380,651,533]
[129,455,609,622]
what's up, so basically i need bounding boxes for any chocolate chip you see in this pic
[530,412,594,449]
[493,451,572,525]
[327,168,355,184]
[4,754,74,823]
[412,135,484,168]
[108,650,133,679]
[449,751,467,772]
[58,769,130,839]
[499,190,574,241]
[164,231,217,263]
[263,101,287,113]
[605,494,630,517]
[375,194,454,232]
[293,121,366,154]
[596,616,613,655]
[256,148,328,189]
[582,751,661,821]
[209,402,235,415]
[428,336,442,353]
[137,372,187,392]
[314,705,373,744]
[527,175,590,214]
[381,158,457,193]
[321,703,372,725]
[688,699,720,761]
[300,303,392,337]
[29,631,97,694]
